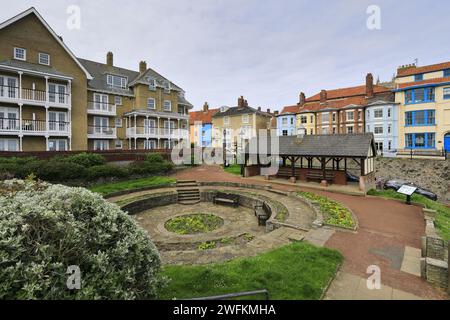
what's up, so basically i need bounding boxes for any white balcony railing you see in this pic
[88,126,117,138]
[0,118,70,135]
[0,85,70,107]
[87,102,117,116]
[126,126,189,139]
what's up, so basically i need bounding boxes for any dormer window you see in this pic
[38,53,50,66]
[107,74,127,89]
[14,47,26,61]
[163,81,170,93]
[414,74,423,81]
[147,77,156,91]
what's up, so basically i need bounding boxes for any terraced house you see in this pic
[189,102,219,147]
[0,7,192,152]
[394,61,450,154]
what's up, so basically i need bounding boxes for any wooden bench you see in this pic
[254,202,272,226]
[213,192,239,207]
[276,167,299,179]
[306,170,334,183]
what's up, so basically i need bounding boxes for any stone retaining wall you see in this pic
[421,209,449,290]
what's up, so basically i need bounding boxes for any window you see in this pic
[321,113,329,123]
[93,93,108,110]
[445,69,450,77]
[301,116,307,124]
[374,109,383,118]
[38,52,50,65]
[147,77,156,90]
[388,124,391,134]
[310,129,313,135]
[115,117,122,127]
[242,114,249,124]
[14,47,26,61]
[48,139,67,151]
[49,84,67,104]
[405,133,435,149]
[114,140,123,149]
[310,115,313,123]
[358,110,362,120]
[405,87,435,104]
[0,138,19,151]
[93,140,109,151]
[347,126,353,134]
[147,98,156,109]
[346,111,354,121]
[163,81,170,93]
[224,116,230,125]
[444,87,450,100]
[374,126,383,134]
[282,118,287,125]
[332,113,336,122]
[414,74,423,81]
[332,127,336,134]
[144,140,157,150]
[405,110,435,126]
[163,100,172,111]
[48,111,67,132]
[290,118,294,125]
[106,74,127,88]
[388,141,392,150]
[282,130,288,136]
[322,127,328,134]
[114,96,122,105]
[388,108,391,118]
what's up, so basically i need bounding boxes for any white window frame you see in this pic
[93,93,109,110]
[321,112,330,123]
[114,96,122,106]
[38,52,50,66]
[242,114,249,124]
[346,126,354,134]
[106,74,127,89]
[0,138,19,151]
[93,140,109,151]
[115,117,123,127]
[48,139,68,151]
[14,47,26,61]
[374,126,383,135]
[224,116,230,125]
[163,81,171,93]
[374,109,383,119]
[147,98,156,110]
[147,77,156,91]
[163,100,172,111]
[346,111,354,121]
[144,140,157,150]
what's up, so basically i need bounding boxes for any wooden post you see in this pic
[360,158,365,176]
[344,158,347,174]
[321,157,326,180]
[291,156,295,177]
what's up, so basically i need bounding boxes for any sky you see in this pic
[1,0,450,111]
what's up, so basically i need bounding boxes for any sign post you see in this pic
[397,185,417,205]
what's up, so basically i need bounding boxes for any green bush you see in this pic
[36,160,87,182]
[63,152,106,167]
[85,164,129,180]
[0,179,164,299]
[145,153,165,163]
[129,161,173,176]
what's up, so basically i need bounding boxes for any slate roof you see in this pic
[213,105,272,118]
[0,59,72,79]
[397,61,450,77]
[128,68,183,92]
[245,133,375,158]
[78,58,139,96]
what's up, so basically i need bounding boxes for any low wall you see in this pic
[420,209,449,290]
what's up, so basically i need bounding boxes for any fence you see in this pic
[397,148,448,160]
[0,149,173,162]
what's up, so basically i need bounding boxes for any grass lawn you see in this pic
[223,164,242,176]
[89,176,175,196]
[367,189,450,241]
[159,242,342,300]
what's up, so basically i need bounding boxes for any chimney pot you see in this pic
[274,111,279,116]
[203,102,209,112]
[238,96,245,108]
[267,108,271,114]
[139,61,147,74]
[298,92,306,105]
[320,90,327,103]
[366,73,374,98]
[106,52,113,67]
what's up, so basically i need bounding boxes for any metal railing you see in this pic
[0,118,69,133]
[88,126,117,136]
[189,289,270,300]
[87,101,117,114]
[0,84,70,105]
[397,148,447,159]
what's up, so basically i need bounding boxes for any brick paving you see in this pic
[173,165,449,300]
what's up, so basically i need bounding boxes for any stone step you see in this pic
[177,188,200,193]
[178,199,201,205]
[178,194,200,200]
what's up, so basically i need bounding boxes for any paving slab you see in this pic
[400,246,422,277]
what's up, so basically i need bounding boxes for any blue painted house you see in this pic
[190,103,219,147]
[277,105,298,136]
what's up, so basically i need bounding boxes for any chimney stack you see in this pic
[320,90,327,103]
[203,102,209,112]
[106,52,113,67]
[274,111,279,116]
[366,73,374,98]
[257,107,261,111]
[238,96,245,108]
[298,92,306,106]
[139,61,147,74]
[267,108,271,114]
[244,99,248,107]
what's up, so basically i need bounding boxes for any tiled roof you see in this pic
[189,108,220,124]
[245,133,375,158]
[279,105,299,115]
[396,77,450,89]
[301,96,368,112]
[397,61,450,77]
[0,59,72,78]
[306,84,390,102]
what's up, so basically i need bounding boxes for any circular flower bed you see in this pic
[165,213,224,235]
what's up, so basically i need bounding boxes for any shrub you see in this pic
[129,160,173,176]
[35,160,87,182]
[145,153,164,163]
[0,180,164,299]
[85,164,129,180]
[62,152,106,168]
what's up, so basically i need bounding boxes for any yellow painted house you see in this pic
[0,7,192,152]
[394,62,450,153]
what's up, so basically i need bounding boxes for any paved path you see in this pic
[173,165,448,300]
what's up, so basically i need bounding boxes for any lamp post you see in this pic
[223,129,227,167]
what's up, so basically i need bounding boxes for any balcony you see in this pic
[126,126,189,139]
[87,101,117,116]
[0,118,70,136]
[87,126,117,139]
[0,84,71,108]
